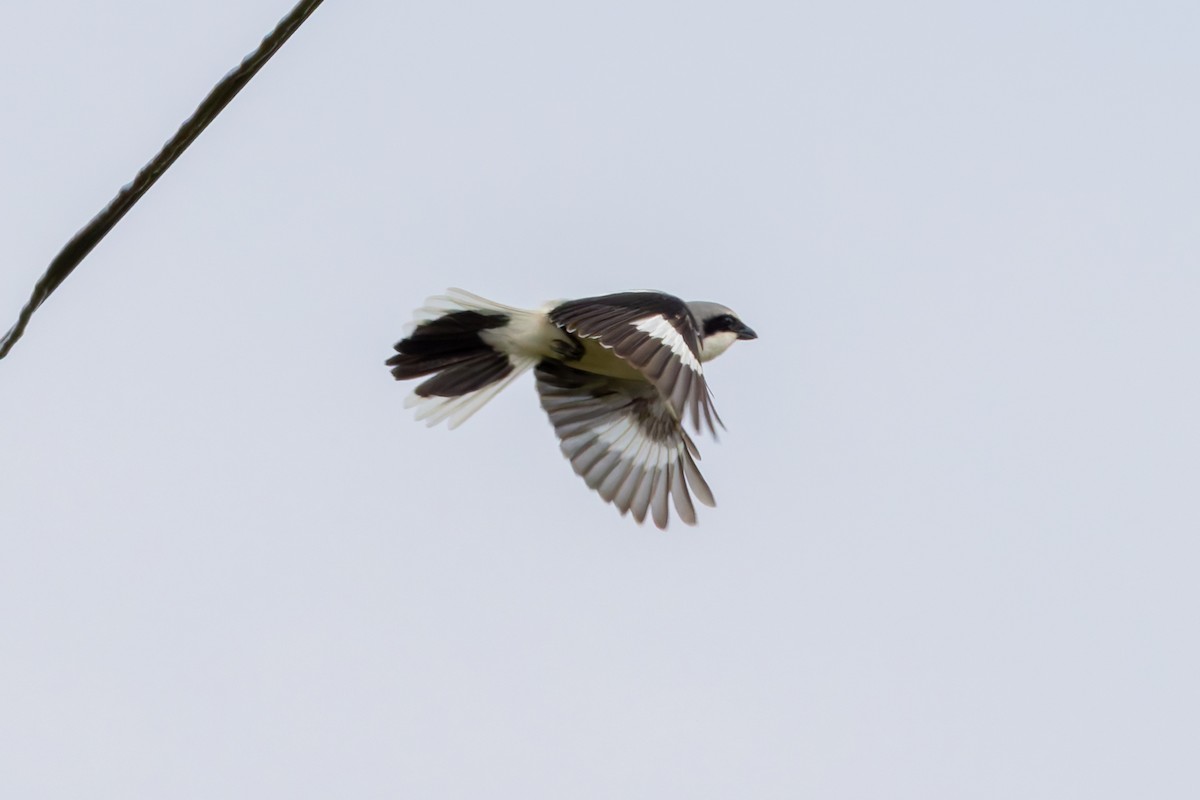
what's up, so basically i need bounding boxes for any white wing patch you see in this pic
[633,315,703,374]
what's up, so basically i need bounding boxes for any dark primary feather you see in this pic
[535,359,715,529]
[552,291,701,351]
[548,292,721,436]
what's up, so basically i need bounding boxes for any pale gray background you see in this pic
[2,1,1198,797]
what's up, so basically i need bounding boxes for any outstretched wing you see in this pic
[549,292,722,436]
[535,359,716,529]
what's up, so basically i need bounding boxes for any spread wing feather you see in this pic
[549,292,722,436]
[536,360,715,529]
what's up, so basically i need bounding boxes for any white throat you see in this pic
[699,330,738,362]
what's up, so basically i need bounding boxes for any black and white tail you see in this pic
[386,290,539,428]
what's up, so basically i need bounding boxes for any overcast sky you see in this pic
[2,1,1199,797]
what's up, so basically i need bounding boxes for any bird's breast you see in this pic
[568,337,646,381]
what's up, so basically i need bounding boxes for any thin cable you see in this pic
[0,0,325,360]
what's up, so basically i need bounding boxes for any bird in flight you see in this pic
[386,289,757,528]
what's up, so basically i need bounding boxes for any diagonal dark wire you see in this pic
[0,0,325,360]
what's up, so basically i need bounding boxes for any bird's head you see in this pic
[688,301,757,363]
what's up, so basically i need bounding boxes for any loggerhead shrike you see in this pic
[386,289,757,529]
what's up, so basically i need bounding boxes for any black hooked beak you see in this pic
[734,320,758,340]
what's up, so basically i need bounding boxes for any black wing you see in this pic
[549,291,721,435]
[536,360,715,528]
